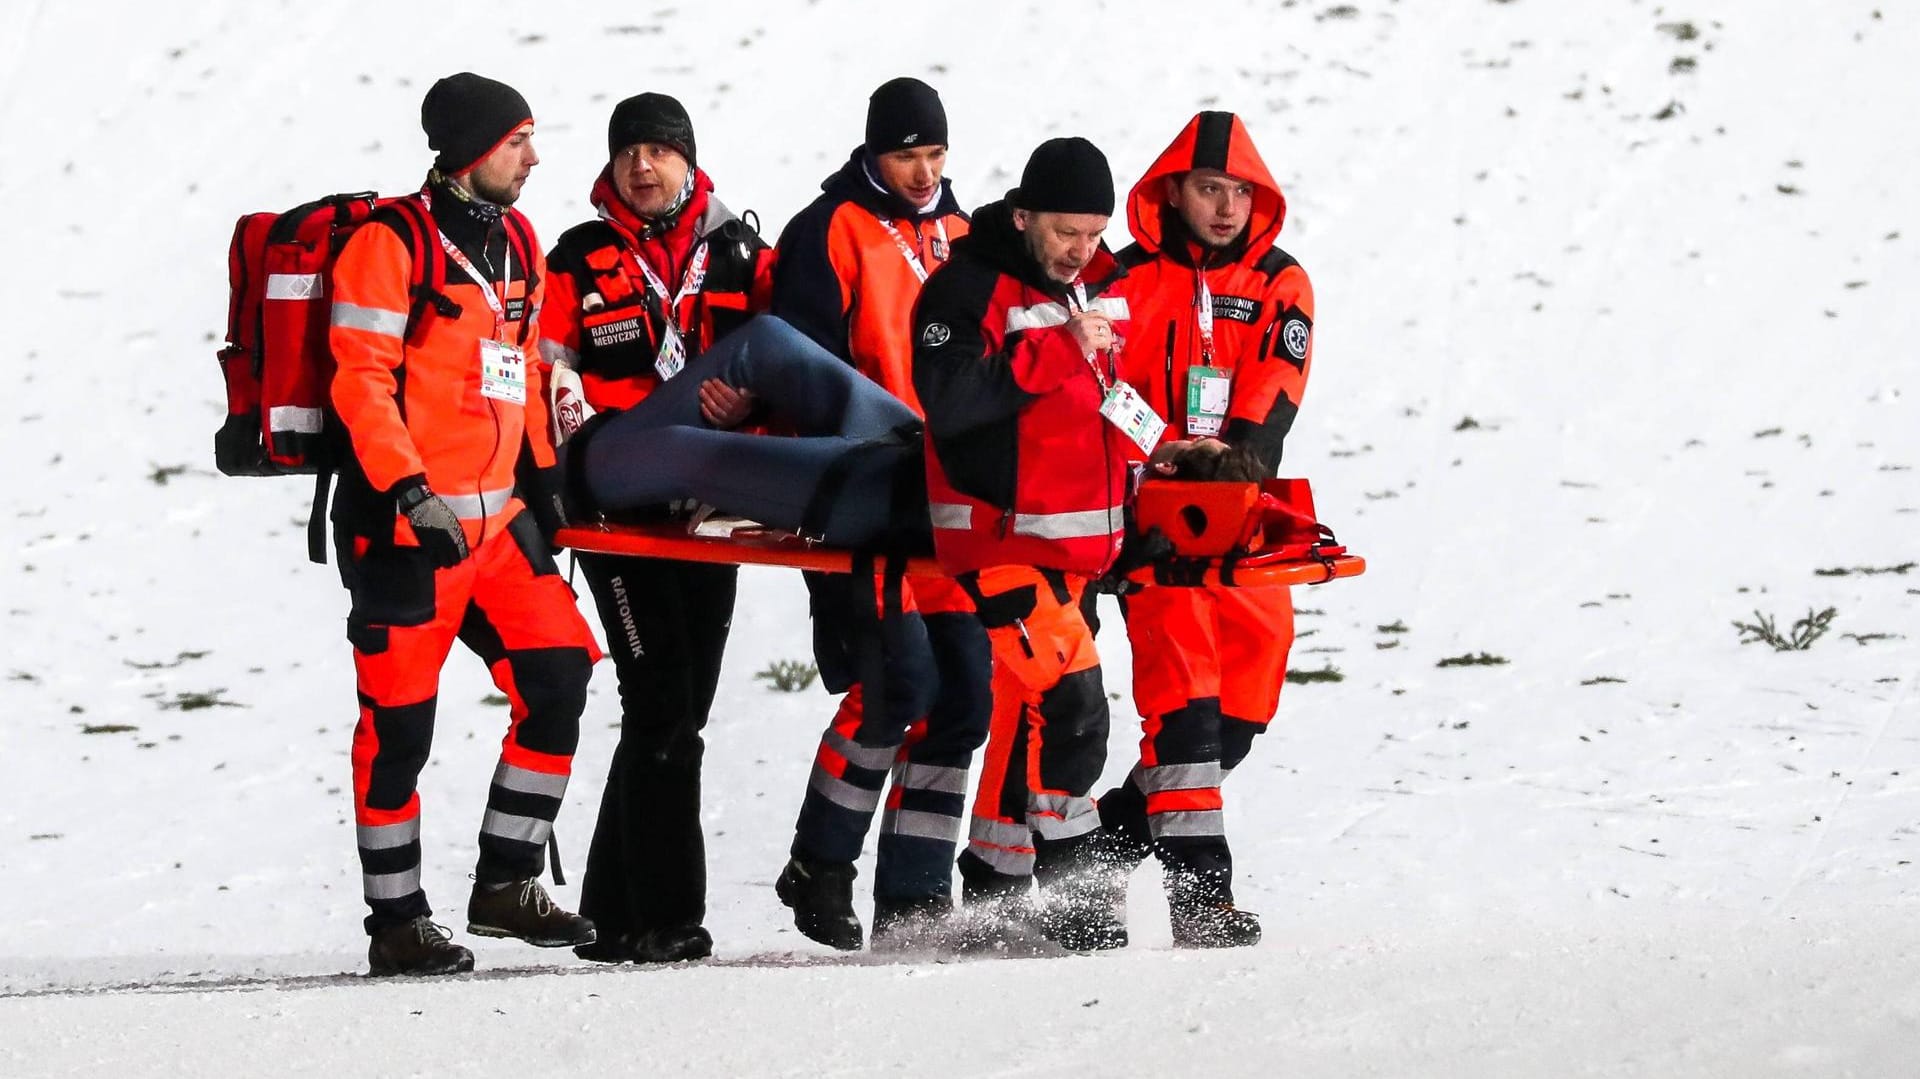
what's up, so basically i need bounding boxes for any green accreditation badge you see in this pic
[1185,365,1230,437]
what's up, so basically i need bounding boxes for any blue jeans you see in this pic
[576,315,923,547]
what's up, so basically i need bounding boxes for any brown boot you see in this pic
[467,879,597,948]
[367,917,474,977]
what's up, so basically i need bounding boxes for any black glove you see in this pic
[521,464,569,548]
[1094,526,1175,595]
[395,479,469,568]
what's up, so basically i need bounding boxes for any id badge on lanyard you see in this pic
[1186,274,1230,435]
[633,244,710,382]
[480,338,527,404]
[438,225,524,403]
[1073,284,1164,454]
[1101,381,1167,455]
[1186,365,1230,436]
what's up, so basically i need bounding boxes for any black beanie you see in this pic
[1012,137,1115,216]
[420,73,532,176]
[607,92,696,167]
[865,77,948,154]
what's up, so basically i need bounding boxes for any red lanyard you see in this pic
[1068,283,1115,391]
[1194,272,1217,365]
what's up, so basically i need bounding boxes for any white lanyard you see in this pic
[439,232,511,339]
[877,217,948,283]
[420,189,513,339]
[1194,272,1217,365]
[628,242,711,335]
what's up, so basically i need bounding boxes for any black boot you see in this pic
[1033,830,1131,952]
[633,924,714,963]
[1167,870,1261,948]
[954,858,1051,955]
[870,895,954,953]
[775,857,863,951]
[468,879,597,948]
[368,917,475,977]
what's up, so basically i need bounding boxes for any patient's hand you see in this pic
[699,379,756,429]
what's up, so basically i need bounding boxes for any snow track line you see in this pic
[0,947,1077,999]
[1771,668,1920,914]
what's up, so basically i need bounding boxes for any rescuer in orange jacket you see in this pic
[769,78,993,951]
[537,93,773,966]
[328,73,601,976]
[913,137,1149,951]
[1099,111,1317,948]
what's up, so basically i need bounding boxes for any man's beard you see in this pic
[472,174,520,206]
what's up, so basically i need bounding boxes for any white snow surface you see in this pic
[3,1,1918,1075]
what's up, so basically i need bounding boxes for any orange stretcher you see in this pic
[554,479,1366,588]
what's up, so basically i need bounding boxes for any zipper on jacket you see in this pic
[1163,320,1177,434]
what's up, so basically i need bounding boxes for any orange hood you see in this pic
[1126,111,1286,260]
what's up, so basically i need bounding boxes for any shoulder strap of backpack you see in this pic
[386,195,460,335]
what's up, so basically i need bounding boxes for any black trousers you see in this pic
[575,552,737,940]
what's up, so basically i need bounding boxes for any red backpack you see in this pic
[214,190,536,559]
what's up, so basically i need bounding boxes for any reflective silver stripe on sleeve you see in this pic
[928,503,972,530]
[331,301,410,338]
[824,729,901,772]
[492,762,570,800]
[266,273,323,301]
[895,762,970,796]
[268,405,324,436]
[808,766,884,813]
[1011,506,1123,540]
[439,486,516,520]
[880,808,964,843]
[538,339,580,368]
[356,819,420,851]
[1138,762,1223,794]
[480,809,553,845]
[1027,793,1100,840]
[363,866,422,901]
[1149,809,1227,839]
[1004,301,1070,334]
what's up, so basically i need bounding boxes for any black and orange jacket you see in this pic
[773,148,969,412]
[1117,111,1314,471]
[329,176,550,547]
[912,199,1140,579]
[539,168,773,412]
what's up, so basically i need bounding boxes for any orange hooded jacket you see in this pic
[1117,111,1314,470]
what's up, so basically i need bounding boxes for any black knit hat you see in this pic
[607,92,696,167]
[420,73,532,176]
[1012,137,1114,216]
[865,77,947,155]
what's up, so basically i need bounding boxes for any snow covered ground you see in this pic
[2,0,1917,1074]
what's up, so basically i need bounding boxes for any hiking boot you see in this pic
[573,934,638,964]
[1169,900,1263,948]
[775,857,863,951]
[1038,882,1130,952]
[467,879,597,948]
[633,924,714,963]
[869,895,953,953]
[953,892,1056,956]
[368,917,474,977]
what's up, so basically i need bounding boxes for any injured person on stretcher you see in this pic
[560,313,1267,557]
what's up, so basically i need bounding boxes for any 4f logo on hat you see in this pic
[920,322,951,347]
[903,133,919,145]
